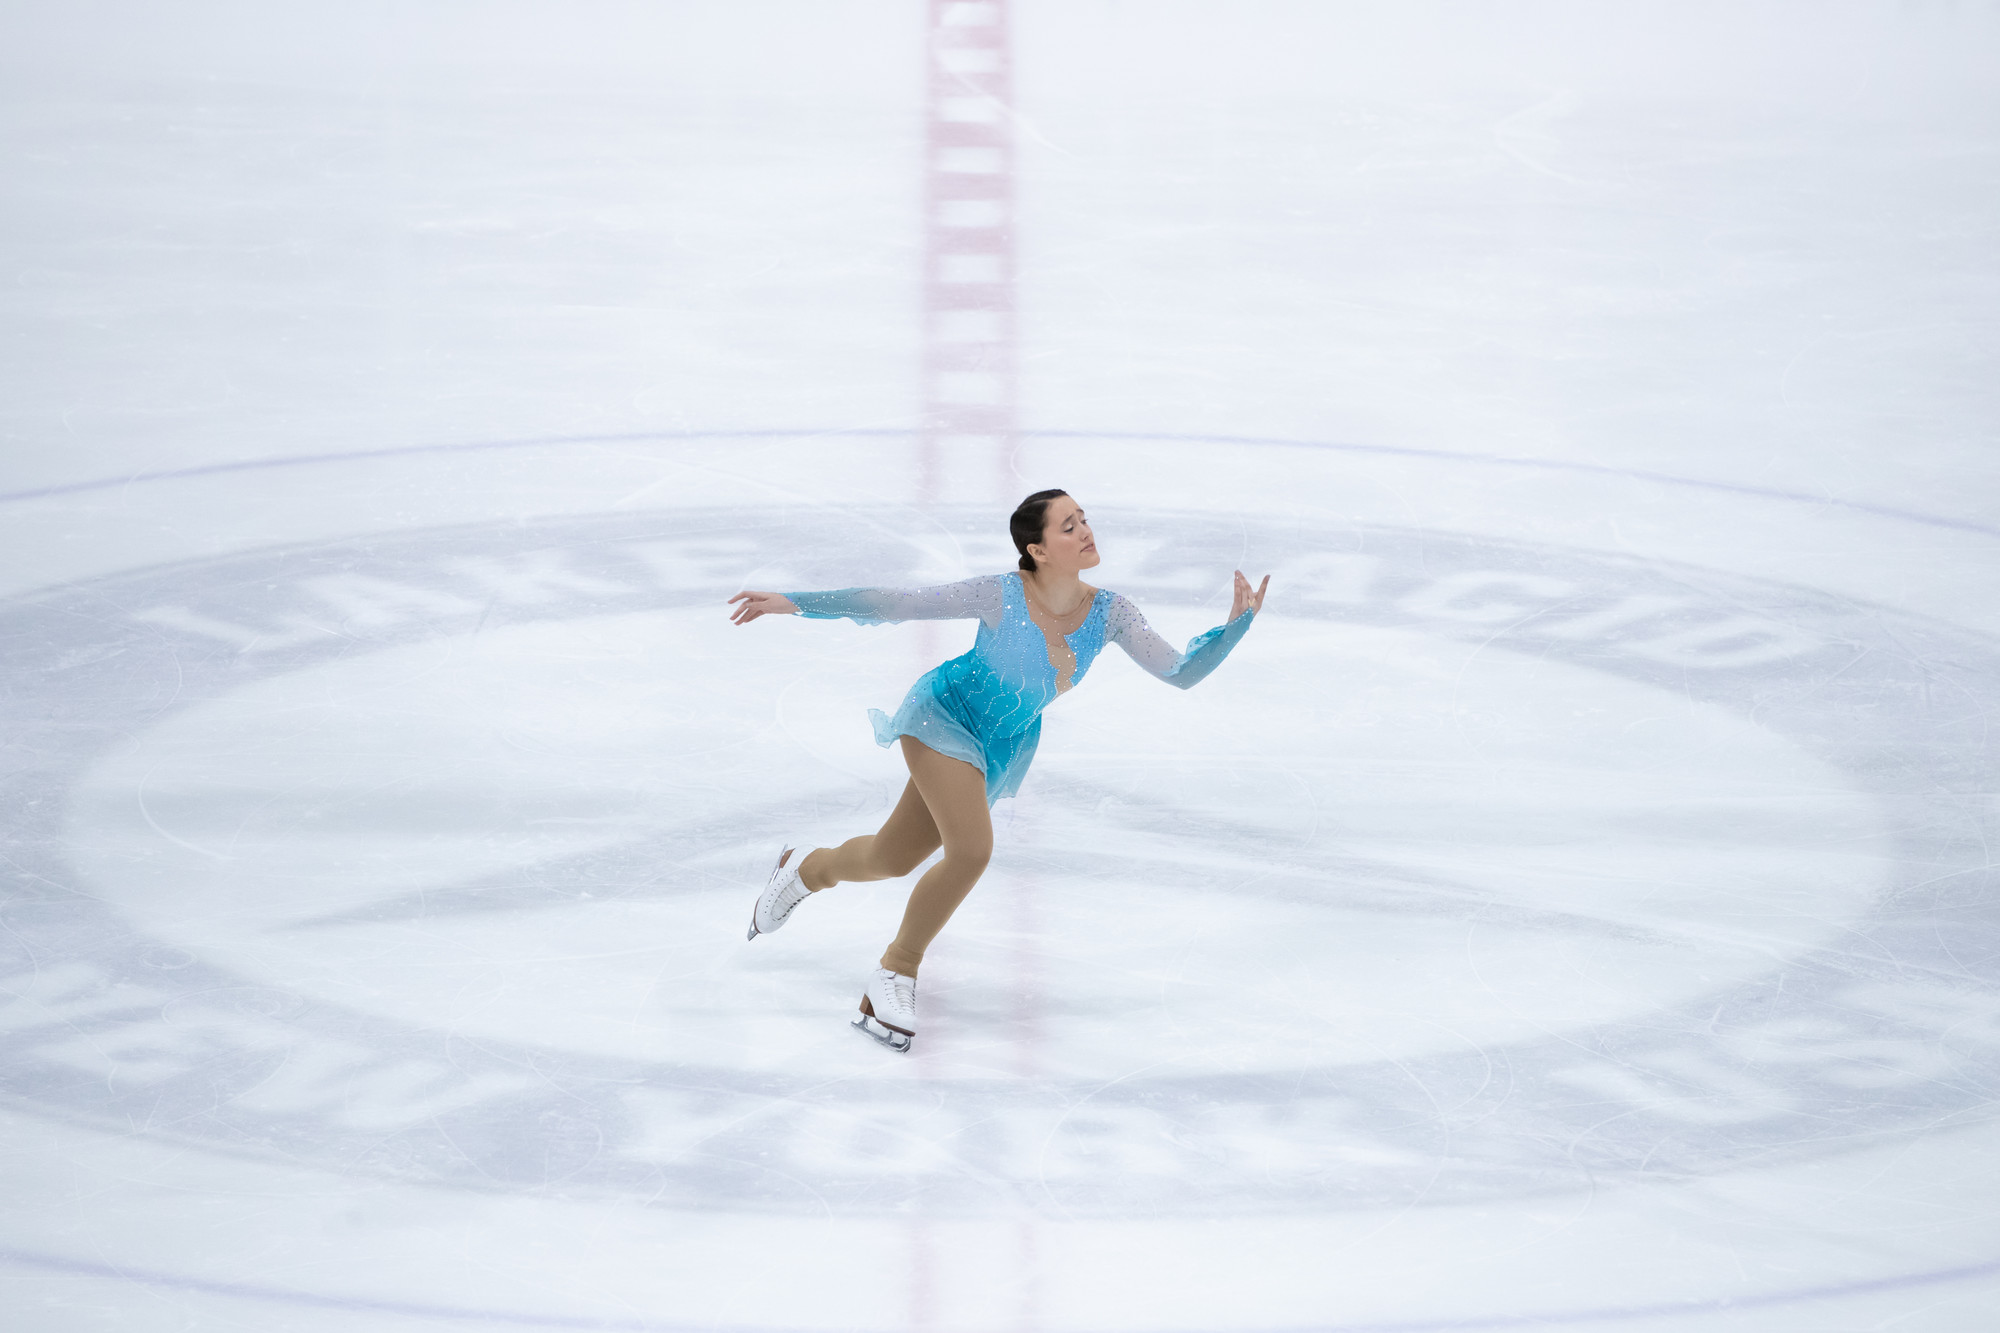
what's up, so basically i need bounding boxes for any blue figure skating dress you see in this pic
[786,572,1256,805]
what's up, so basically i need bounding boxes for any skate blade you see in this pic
[852,1014,913,1053]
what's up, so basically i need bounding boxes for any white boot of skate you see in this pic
[853,967,917,1053]
[746,846,819,941]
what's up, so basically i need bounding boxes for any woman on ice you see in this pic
[728,490,1269,1052]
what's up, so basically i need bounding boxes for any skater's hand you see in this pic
[729,591,798,625]
[1230,570,1270,621]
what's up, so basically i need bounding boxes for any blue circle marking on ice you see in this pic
[3,426,1996,540]
[0,1241,1997,1330]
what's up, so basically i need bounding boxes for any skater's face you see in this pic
[1029,497,1099,574]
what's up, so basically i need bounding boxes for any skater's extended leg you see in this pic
[879,737,992,977]
[799,778,941,890]
[751,773,943,939]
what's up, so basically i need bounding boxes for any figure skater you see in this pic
[727,490,1269,1052]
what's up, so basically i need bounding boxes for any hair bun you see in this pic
[1009,488,1068,575]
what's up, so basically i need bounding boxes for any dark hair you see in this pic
[1009,489,1070,572]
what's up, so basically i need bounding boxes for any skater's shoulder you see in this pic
[1099,589,1150,633]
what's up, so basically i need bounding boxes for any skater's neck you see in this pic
[1020,567,1090,618]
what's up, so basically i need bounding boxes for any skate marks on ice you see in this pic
[1,505,1996,1219]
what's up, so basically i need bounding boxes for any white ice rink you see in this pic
[3,2,1999,1330]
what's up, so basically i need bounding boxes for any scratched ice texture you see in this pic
[1,3,1999,1332]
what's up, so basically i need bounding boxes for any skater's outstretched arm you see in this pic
[730,574,1005,627]
[1107,570,1268,689]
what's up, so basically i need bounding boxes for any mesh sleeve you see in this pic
[1106,592,1255,690]
[786,574,1005,627]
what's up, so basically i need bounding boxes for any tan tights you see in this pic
[795,737,991,977]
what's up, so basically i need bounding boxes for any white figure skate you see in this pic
[746,846,818,941]
[853,967,917,1053]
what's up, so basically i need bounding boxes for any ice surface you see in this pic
[3,3,2000,1331]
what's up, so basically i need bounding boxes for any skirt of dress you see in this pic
[869,664,1040,806]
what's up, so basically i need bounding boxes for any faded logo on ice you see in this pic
[2,507,1997,1215]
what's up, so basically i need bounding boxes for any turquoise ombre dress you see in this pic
[786,572,1256,805]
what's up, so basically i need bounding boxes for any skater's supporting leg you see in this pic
[879,737,992,977]
[799,778,941,890]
